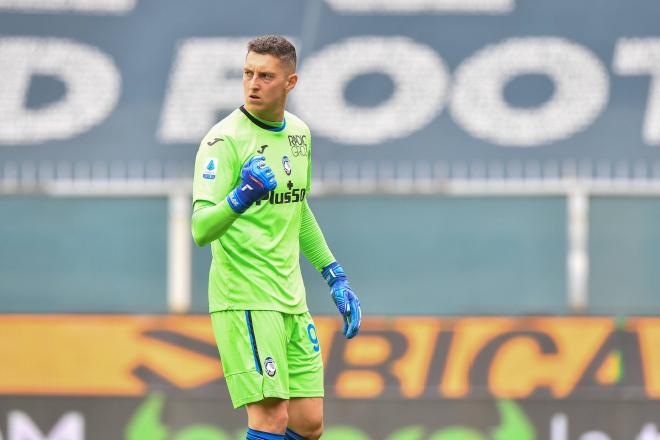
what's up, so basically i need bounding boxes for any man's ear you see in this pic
[286,73,298,91]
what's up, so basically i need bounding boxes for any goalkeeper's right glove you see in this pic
[226,155,277,214]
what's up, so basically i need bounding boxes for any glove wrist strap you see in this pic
[226,189,248,214]
[322,261,346,287]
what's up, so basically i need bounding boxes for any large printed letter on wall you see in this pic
[613,38,660,146]
[292,36,449,145]
[450,37,609,147]
[158,38,248,143]
[0,38,120,145]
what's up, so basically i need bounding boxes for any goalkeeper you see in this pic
[191,35,362,440]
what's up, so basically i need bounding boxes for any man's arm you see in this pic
[300,200,362,339]
[300,200,335,271]
[191,200,239,247]
[192,155,277,247]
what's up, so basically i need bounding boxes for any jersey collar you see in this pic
[239,105,286,132]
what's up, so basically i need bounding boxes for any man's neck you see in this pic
[244,105,284,124]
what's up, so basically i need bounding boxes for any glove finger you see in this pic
[342,315,349,337]
[353,302,362,335]
[253,156,268,170]
[345,301,361,339]
[333,291,347,315]
[248,155,265,168]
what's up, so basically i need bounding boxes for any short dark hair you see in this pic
[247,35,297,70]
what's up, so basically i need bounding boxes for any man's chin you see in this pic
[245,101,265,111]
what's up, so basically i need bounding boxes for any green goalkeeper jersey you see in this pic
[193,106,312,314]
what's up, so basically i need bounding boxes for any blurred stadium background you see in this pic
[2,0,660,438]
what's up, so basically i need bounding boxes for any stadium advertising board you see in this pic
[2,316,660,439]
[1,1,660,173]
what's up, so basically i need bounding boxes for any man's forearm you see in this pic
[300,200,335,271]
[191,200,240,247]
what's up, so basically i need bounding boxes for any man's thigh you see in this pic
[211,310,290,408]
[286,312,324,398]
[246,397,289,434]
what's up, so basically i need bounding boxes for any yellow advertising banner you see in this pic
[1,315,658,399]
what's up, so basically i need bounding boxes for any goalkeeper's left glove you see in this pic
[322,261,362,339]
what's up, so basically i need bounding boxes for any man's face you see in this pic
[243,51,296,119]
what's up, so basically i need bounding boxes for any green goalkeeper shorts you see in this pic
[210,310,324,408]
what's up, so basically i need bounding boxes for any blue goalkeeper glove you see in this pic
[226,155,277,213]
[322,262,362,339]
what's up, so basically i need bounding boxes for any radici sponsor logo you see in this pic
[288,135,308,157]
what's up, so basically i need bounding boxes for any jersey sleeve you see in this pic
[192,131,240,205]
[300,199,335,272]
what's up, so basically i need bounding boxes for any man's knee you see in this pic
[287,397,324,440]
[288,416,323,440]
[268,410,289,434]
[304,420,324,440]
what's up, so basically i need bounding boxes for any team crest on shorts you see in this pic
[202,157,217,180]
[282,156,291,176]
[264,356,277,377]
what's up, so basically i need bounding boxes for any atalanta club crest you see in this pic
[264,356,277,377]
[282,156,291,176]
